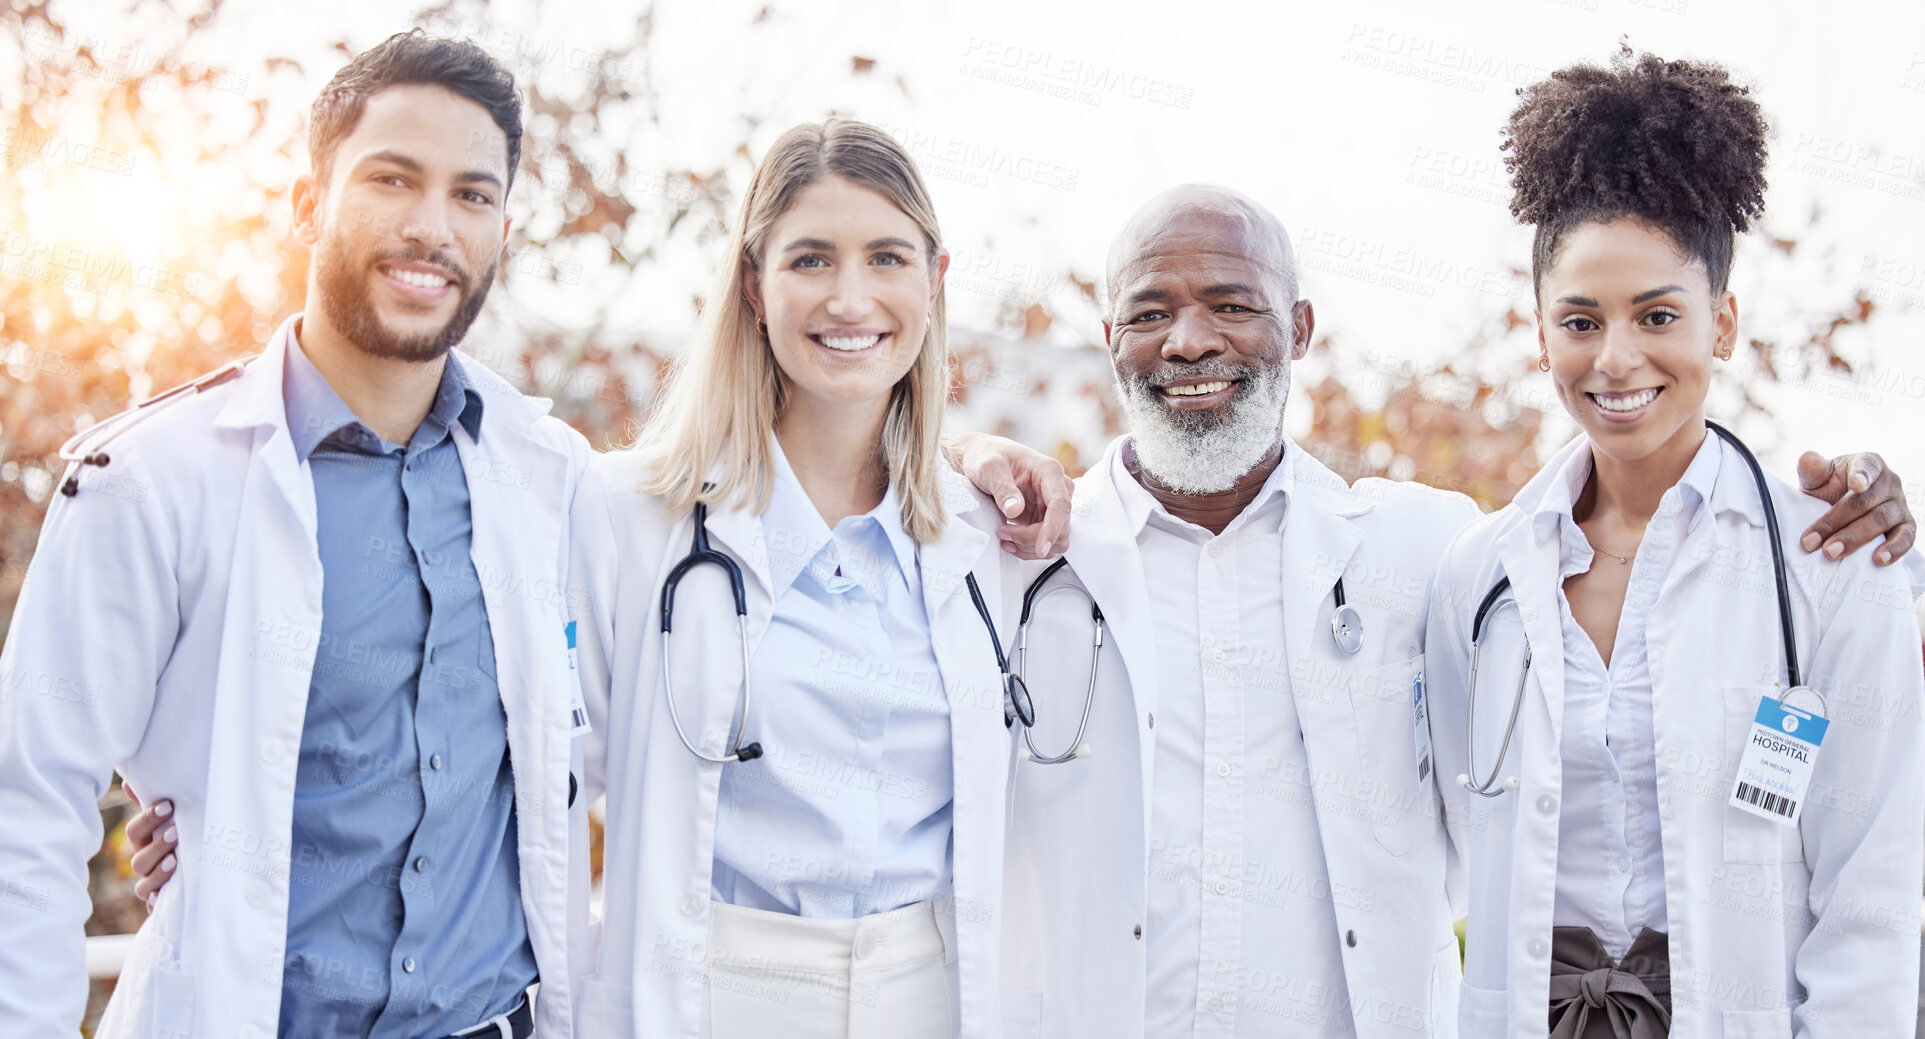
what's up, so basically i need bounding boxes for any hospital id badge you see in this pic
[1411,672,1432,783]
[565,620,592,736]
[1728,693,1827,827]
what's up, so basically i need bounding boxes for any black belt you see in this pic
[441,993,534,1039]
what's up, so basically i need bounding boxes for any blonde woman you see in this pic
[565,120,1013,1039]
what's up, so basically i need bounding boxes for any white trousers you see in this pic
[702,899,957,1039]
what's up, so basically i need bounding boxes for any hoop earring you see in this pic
[1538,352,1551,373]
[757,319,769,338]
[1717,342,1733,360]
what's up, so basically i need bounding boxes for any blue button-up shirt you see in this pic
[280,337,537,1037]
[709,437,954,919]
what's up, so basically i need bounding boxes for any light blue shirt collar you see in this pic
[283,330,483,461]
[763,435,917,602]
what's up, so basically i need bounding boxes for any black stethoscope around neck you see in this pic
[1456,420,1817,797]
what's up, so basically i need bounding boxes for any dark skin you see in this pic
[1101,194,1314,533]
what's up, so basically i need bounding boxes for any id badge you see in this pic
[1412,672,1432,783]
[1728,693,1827,827]
[565,620,591,736]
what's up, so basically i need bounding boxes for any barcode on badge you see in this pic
[571,707,589,730]
[1735,781,1797,819]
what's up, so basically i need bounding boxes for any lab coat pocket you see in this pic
[1720,1007,1792,1038]
[1349,653,1440,856]
[151,963,196,1038]
[573,978,635,1039]
[1456,978,1509,1035]
[1721,687,1801,864]
[1000,987,1043,1039]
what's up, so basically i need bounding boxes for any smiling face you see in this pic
[1104,200,1311,494]
[296,84,510,362]
[1538,217,1736,466]
[748,176,946,422]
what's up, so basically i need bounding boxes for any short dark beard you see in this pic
[313,224,497,362]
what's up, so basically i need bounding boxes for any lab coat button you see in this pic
[854,932,878,959]
[1216,763,1231,778]
[1133,925,1143,939]
[1345,930,1357,948]
[1207,997,1223,1012]
[1528,937,1549,959]
[1214,880,1229,895]
[245,881,270,909]
[1535,794,1558,816]
[1212,649,1226,663]
[680,894,703,917]
[1147,713,1155,729]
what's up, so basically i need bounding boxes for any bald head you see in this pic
[1105,184,1299,323]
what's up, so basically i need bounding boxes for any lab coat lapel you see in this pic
[1277,443,1364,714]
[1492,442,1578,749]
[211,316,316,536]
[1064,452,1161,729]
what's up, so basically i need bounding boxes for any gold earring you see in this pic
[1717,342,1733,360]
[1538,351,1551,373]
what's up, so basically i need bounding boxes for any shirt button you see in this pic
[1214,880,1230,895]
[1207,997,1223,1012]
[429,754,444,771]
[414,857,428,873]
[1207,543,1223,558]
[1535,794,1558,816]
[402,957,417,973]
[1345,930,1358,948]
[1528,937,1549,959]
[1212,649,1227,663]
[1147,713,1155,729]
[853,932,878,959]
[680,894,704,918]
[1216,763,1231,778]
[1615,857,1631,873]
[1133,925,1143,939]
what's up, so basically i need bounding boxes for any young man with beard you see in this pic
[952,184,1920,1039]
[0,31,591,1039]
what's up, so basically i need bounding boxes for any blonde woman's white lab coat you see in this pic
[566,449,1014,1038]
[996,435,1482,1039]
[0,315,596,1039]
[1426,433,1925,1038]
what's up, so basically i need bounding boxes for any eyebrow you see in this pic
[1200,282,1259,298]
[359,150,504,191]
[1556,285,1688,308]
[780,236,922,254]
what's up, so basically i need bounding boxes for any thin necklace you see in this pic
[1593,540,1637,565]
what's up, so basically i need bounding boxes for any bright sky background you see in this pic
[42,0,1925,500]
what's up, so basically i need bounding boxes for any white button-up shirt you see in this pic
[1114,445,1354,1038]
[1539,433,1722,959]
[708,438,953,919]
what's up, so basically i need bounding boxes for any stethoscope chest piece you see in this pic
[1330,604,1364,655]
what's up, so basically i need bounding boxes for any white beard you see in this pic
[1115,360,1289,494]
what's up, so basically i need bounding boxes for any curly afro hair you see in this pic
[1503,45,1768,296]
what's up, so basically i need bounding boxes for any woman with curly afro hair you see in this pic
[1424,48,1925,1039]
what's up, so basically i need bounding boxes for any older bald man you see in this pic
[949,184,1920,1039]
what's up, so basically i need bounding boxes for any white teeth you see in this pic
[387,268,450,289]
[818,334,881,352]
[1592,388,1659,412]
[1164,380,1232,397]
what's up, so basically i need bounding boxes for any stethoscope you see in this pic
[1456,420,1816,797]
[972,552,1368,764]
[969,558,1104,764]
[659,502,1027,766]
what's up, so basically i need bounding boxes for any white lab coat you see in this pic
[996,435,1482,1039]
[566,448,1014,1038]
[1427,433,1925,1038]
[0,315,595,1039]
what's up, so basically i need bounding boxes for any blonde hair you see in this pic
[635,119,951,543]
